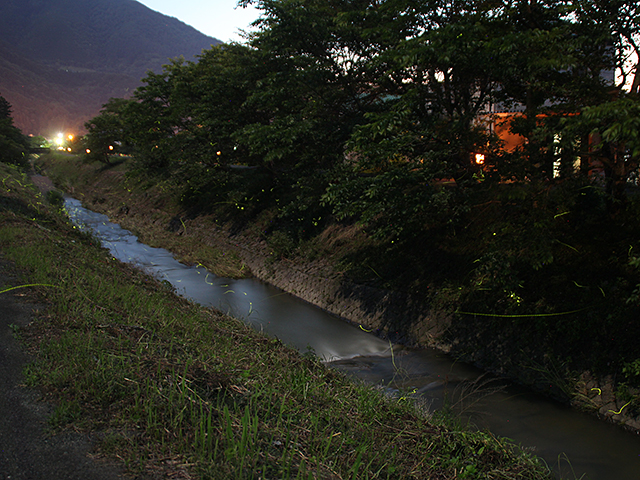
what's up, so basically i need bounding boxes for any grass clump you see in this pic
[0,164,558,478]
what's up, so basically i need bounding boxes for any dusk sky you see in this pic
[135,0,261,43]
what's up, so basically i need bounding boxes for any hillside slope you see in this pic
[0,0,221,135]
[0,40,136,135]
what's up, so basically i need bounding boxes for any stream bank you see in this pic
[37,155,640,435]
[60,186,640,480]
[2,160,557,479]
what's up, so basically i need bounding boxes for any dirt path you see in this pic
[0,255,126,479]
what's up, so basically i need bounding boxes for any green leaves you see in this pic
[0,94,29,168]
[84,0,640,249]
[584,97,640,158]
[84,98,134,164]
[322,161,459,243]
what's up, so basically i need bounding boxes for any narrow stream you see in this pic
[64,198,640,480]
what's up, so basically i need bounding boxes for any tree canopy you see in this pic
[0,94,30,167]
[79,0,640,391]
[84,0,640,234]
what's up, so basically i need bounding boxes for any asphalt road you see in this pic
[0,255,126,480]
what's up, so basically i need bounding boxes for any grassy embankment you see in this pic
[0,162,556,478]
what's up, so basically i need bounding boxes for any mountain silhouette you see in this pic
[0,0,221,136]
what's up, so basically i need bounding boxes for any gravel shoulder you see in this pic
[0,255,126,480]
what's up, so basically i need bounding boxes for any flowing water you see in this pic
[64,197,640,480]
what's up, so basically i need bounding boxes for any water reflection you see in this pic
[64,198,390,362]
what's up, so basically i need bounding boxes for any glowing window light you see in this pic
[475,153,485,165]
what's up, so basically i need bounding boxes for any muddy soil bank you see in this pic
[92,187,451,350]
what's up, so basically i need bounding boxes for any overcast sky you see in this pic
[135,0,261,43]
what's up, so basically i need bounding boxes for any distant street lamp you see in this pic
[54,132,75,151]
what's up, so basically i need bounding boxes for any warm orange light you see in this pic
[86,149,91,154]
[216,151,222,156]
[475,153,485,165]
[68,134,74,141]
[109,145,114,151]
[67,147,72,152]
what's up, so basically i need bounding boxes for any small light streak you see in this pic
[608,401,631,415]
[0,283,59,294]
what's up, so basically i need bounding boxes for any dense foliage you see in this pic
[0,94,29,167]
[84,0,640,392]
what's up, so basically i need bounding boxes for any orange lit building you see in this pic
[476,103,588,179]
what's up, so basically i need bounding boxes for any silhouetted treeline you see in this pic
[0,94,29,167]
